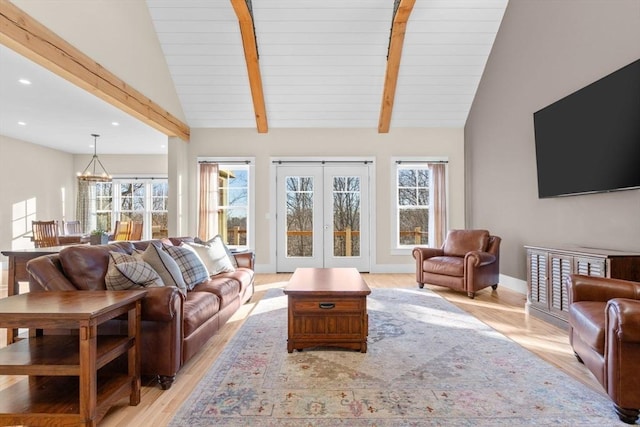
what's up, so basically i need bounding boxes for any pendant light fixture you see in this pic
[77,134,111,182]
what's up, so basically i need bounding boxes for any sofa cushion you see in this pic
[163,244,209,290]
[216,268,254,294]
[443,229,490,257]
[192,276,241,308]
[569,301,606,354]
[138,244,187,294]
[423,256,464,277]
[183,291,221,338]
[59,243,134,290]
[184,239,235,275]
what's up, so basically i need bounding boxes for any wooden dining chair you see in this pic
[32,220,60,248]
[112,221,131,241]
[63,220,82,235]
[129,221,143,241]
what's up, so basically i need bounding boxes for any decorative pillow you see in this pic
[163,244,210,290]
[184,239,236,275]
[105,251,165,291]
[195,235,238,268]
[137,244,188,294]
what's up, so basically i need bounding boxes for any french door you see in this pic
[276,164,370,272]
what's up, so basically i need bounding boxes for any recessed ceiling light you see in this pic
[111,122,119,126]
[17,121,26,126]
[18,78,31,85]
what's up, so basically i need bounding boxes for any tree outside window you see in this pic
[397,166,429,246]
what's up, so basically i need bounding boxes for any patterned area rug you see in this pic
[169,288,627,426]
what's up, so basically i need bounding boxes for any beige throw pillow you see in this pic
[184,239,236,275]
[105,251,165,291]
[138,244,188,294]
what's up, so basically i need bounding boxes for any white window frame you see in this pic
[197,157,255,250]
[390,157,449,255]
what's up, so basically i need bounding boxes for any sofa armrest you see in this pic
[234,251,255,270]
[27,255,78,291]
[465,251,496,268]
[567,274,640,304]
[141,286,183,322]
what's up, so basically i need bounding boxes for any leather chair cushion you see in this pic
[423,256,464,277]
[443,229,489,257]
[192,276,241,308]
[183,291,220,337]
[569,301,606,354]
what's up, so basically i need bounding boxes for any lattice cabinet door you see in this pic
[549,253,573,320]
[574,256,606,277]
[527,249,548,312]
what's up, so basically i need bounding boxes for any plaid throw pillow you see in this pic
[137,244,188,294]
[105,251,165,291]
[163,244,209,290]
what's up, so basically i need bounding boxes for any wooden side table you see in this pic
[0,290,146,426]
[284,268,371,353]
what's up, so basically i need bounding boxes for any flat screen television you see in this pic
[533,58,640,198]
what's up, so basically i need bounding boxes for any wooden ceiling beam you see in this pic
[230,0,268,133]
[0,1,190,141]
[378,0,416,133]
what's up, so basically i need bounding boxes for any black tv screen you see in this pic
[533,58,640,198]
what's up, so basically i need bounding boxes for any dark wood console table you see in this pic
[0,290,145,426]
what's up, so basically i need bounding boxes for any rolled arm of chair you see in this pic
[465,251,496,268]
[605,298,640,408]
[140,286,184,322]
[234,251,255,269]
[412,247,444,262]
[567,274,640,304]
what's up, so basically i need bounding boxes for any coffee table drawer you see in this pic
[292,298,363,313]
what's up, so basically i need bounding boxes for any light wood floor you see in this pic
[0,273,605,426]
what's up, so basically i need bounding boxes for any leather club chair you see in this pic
[412,229,501,298]
[567,274,640,424]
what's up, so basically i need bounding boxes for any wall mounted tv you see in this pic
[533,58,640,198]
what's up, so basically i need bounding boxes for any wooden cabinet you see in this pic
[525,245,640,327]
[283,268,371,353]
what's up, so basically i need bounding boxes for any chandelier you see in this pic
[77,134,111,182]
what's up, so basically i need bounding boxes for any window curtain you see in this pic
[198,163,219,241]
[76,180,91,233]
[430,163,447,248]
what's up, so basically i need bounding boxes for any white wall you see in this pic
[466,0,640,281]
[180,128,465,272]
[0,135,75,257]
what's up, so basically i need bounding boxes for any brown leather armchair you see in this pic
[567,274,640,424]
[412,229,501,298]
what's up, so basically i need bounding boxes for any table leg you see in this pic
[6,257,18,345]
[128,300,142,405]
[79,322,98,426]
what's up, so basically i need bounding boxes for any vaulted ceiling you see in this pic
[0,0,508,154]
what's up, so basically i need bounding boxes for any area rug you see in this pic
[169,288,628,426]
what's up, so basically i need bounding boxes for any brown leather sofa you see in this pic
[567,274,640,424]
[26,237,254,390]
[412,229,501,298]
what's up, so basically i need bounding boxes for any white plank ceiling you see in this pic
[147,0,508,129]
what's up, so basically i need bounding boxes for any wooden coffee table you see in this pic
[283,268,371,353]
